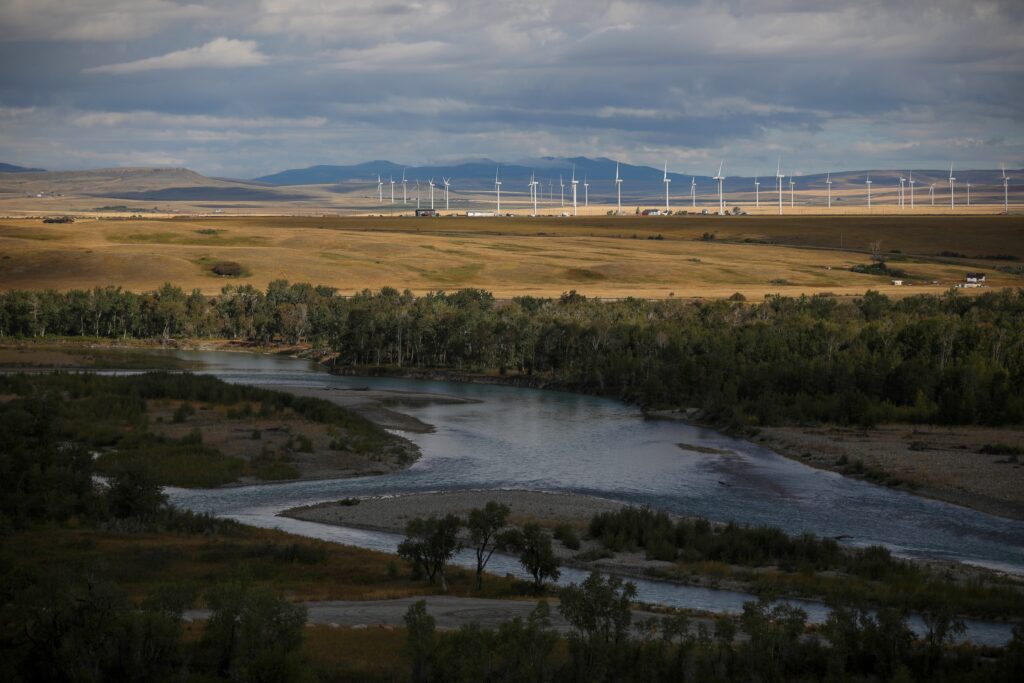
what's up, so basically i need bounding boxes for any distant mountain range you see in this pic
[0,162,46,173]
[254,157,1018,196]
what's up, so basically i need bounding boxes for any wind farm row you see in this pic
[364,161,1015,217]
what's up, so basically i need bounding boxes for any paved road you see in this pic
[185,595,675,633]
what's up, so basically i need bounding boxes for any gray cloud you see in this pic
[0,0,1021,177]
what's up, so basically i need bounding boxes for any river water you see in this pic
[151,350,1023,644]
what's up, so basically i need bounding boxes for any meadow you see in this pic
[1,214,1022,299]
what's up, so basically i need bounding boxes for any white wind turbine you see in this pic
[866,175,872,210]
[559,175,565,208]
[390,176,395,204]
[789,175,795,207]
[442,177,451,211]
[909,171,915,208]
[583,176,589,206]
[415,179,420,209]
[966,181,971,206]
[529,172,539,217]
[571,165,579,216]
[899,175,906,209]
[1003,164,1011,214]
[776,159,785,215]
[754,176,760,208]
[615,163,623,214]
[949,163,956,209]
[428,178,435,210]
[402,169,408,205]
[690,177,696,208]
[826,172,833,209]
[663,161,671,212]
[377,174,383,203]
[495,168,502,214]
[929,183,936,206]
[713,161,725,215]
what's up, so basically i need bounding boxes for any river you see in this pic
[149,350,1023,644]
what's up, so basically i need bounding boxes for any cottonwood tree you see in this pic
[397,514,464,593]
[500,522,560,590]
[466,500,510,589]
[558,571,637,679]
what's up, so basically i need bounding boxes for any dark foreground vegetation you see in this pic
[3,282,1023,427]
[399,573,1024,683]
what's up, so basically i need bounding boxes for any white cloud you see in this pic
[86,37,269,75]
[0,0,214,42]
[70,110,325,129]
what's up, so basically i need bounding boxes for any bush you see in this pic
[553,523,581,550]
[211,261,244,277]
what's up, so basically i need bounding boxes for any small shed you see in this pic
[965,272,986,283]
[891,279,904,286]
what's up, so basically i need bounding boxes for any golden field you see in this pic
[0,214,1021,299]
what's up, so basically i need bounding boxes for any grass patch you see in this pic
[562,267,607,281]
[96,440,246,488]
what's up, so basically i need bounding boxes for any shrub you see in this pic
[211,261,244,277]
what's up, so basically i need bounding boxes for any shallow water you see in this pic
[145,349,1024,644]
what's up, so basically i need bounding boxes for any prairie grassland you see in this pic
[0,214,1021,299]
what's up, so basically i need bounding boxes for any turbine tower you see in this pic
[390,176,395,204]
[866,175,872,210]
[899,175,906,208]
[402,169,408,205]
[776,159,785,215]
[966,182,971,207]
[754,176,760,208]
[909,171,915,208]
[615,163,623,214]
[571,165,579,216]
[415,179,420,209]
[690,177,696,208]
[529,173,539,217]
[428,178,435,210]
[789,175,795,208]
[442,177,451,211]
[663,161,671,212]
[929,183,935,206]
[713,161,725,215]
[826,172,833,209]
[559,175,565,208]
[949,163,956,209]
[377,174,383,203]
[583,176,589,206]
[495,168,502,214]
[1003,164,1011,214]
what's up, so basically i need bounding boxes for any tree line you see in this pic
[2,282,1023,426]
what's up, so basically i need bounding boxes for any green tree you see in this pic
[466,500,510,590]
[397,514,464,593]
[500,523,560,590]
[403,600,436,683]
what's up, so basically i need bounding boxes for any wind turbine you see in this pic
[377,174,383,203]
[390,176,395,204]
[690,177,696,208]
[428,178,435,210]
[442,177,451,211]
[754,176,760,208]
[529,173,539,217]
[776,159,785,215]
[495,168,502,214]
[966,181,971,207]
[415,179,420,209]
[898,175,906,209]
[909,171,915,208]
[571,166,579,216]
[583,176,589,207]
[826,172,833,209]
[866,175,872,210]
[789,175,795,208]
[1003,164,1011,214]
[949,163,956,209]
[929,183,935,206]
[402,169,408,205]
[615,163,623,214]
[663,161,671,212]
[559,175,565,208]
[713,161,725,215]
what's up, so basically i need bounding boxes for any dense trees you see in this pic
[4,283,1023,427]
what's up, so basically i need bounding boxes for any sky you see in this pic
[0,0,1022,179]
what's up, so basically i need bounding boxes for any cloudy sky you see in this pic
[0,0,1021,178]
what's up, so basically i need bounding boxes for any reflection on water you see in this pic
[145,350,1024,644]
